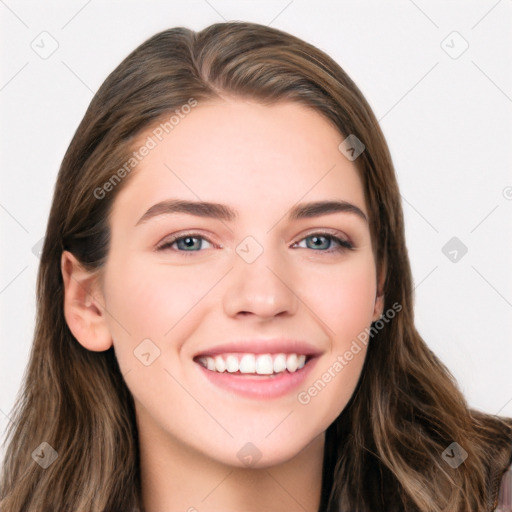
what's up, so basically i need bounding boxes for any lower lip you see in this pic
[195,357,320,400]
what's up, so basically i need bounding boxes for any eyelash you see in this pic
[156,231,354,255]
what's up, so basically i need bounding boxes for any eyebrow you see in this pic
[135,198,368,226]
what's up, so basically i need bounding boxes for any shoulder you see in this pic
[469,410,512,511]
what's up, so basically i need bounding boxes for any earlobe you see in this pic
[61,250,113,352]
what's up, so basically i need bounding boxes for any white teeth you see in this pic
[197,352,309,375]
[239,354,256,374]
[286,353,298,372]
[273,353,287,373]
[226,355,238,373]
[255,354,274,375]
[214,355,226,373]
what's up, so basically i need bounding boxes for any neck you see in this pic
[137,409,325,512]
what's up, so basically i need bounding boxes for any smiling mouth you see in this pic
[193,352,315,376]
[193,351,320,400]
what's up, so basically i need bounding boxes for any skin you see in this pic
[62,98,384,512]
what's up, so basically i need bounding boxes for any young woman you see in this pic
[1,21,511,512]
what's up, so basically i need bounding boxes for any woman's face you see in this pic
[99,98,382,467]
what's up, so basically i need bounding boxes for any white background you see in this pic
[1,0,511,456]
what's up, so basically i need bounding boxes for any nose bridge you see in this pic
[222,234,298,318]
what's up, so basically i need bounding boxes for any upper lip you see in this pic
[193,339,324,359]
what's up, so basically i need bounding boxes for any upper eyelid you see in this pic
[156,231,218,248]
[157,230,353,250]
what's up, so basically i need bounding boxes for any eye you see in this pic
[293,232,354,253]
[156,231,354,255]
[157,233,214,253]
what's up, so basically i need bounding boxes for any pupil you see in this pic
[179,237,199,250]
[310,236,328,249]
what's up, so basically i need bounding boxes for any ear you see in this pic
[372,259,386,322]
[61,250,113,352]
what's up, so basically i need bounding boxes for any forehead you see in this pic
[110,98,367,225]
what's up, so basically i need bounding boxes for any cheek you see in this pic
[103,263,170,338]
[102,254,220,350]
[101,255,217,409]
[300,254,377,340]
[295,254,376,421]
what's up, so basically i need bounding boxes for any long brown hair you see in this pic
[1,21,511,512]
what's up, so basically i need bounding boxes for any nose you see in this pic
[222,242,299,320]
